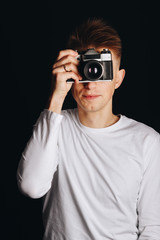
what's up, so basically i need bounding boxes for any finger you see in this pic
[52,64,82,80]
[57,49,78,61]
[53,55,79,69]
[57,71,81,83]
[52,62,80,76]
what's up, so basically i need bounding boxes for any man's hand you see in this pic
[48,49,82,113]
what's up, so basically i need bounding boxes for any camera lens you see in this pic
[84,61,103,80]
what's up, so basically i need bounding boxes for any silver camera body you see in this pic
[67,48,113,83]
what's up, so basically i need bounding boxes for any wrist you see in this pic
[48,92,66,114]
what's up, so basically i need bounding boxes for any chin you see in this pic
[78,103,104,113]
[76,96,111,113]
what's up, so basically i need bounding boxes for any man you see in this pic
[17,18,160,239]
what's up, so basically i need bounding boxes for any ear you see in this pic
[115,69,125,89]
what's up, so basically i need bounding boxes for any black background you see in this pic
[1,1,157,240]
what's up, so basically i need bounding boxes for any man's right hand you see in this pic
[48,49,82,113]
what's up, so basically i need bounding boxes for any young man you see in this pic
[17,19,160,240]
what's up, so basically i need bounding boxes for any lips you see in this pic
[82,94,101,100]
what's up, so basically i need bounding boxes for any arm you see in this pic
[137,134,160,239]
[17,49,81,198]
[17,110,63,198]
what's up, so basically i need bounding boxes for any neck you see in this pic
[78,103,119,129]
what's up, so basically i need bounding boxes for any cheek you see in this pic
[71,85,82,101]
[101,82,115,98]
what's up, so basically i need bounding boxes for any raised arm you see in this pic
[17,49,81,198]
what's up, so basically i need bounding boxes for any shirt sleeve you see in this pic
[17,109,63,199]
[137,133,160,239]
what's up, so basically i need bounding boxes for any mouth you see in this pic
[82,94,101,100]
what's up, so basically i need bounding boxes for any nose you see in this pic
[83,82,97,90]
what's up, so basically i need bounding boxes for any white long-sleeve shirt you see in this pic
[17,109,160,240]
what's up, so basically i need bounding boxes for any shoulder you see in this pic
[61,108,77,120]
[60,108,78,129]
[61,108,76,116]
[121,116,160,170]
[122,115,160,146]
[122,115,159,136]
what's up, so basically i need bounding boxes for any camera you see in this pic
[67,48,113,83]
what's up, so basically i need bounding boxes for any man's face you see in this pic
[71,48,124,113]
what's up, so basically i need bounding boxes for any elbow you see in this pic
[17,175,50,199]
[19,183,44,199]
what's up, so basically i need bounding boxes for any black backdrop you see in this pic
[1,1,157,240]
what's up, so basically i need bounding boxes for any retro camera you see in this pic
[67,48,113,83]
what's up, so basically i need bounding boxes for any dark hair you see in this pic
[67,18,122,59]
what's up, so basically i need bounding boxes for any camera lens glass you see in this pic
[84,61,103,80]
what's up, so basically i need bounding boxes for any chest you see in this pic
[58,126,143,207]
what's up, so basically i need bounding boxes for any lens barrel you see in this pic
[84,61,103,80]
